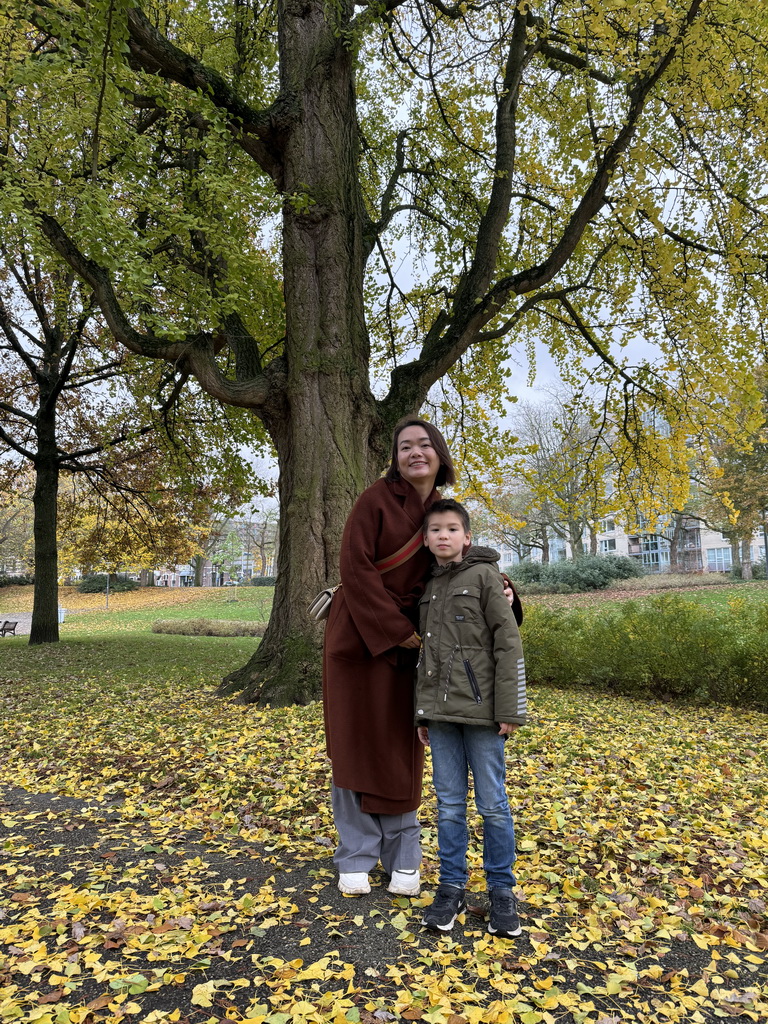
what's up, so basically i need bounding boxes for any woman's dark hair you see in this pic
[384,417,456,488]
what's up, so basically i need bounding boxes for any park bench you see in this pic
[0,621,18,637]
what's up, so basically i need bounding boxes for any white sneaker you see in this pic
[388,868,421,896]
[338,872,371,895]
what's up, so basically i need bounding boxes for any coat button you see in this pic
[432,594,437,599]
[427,670,433,676]
[418,709,424,715]
[463,589,468,594]
[426,632,431,638]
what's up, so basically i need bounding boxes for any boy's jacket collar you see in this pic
[431,545,500,576]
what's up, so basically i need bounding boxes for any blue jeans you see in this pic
[428,722,517,889]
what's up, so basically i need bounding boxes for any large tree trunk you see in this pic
[588,524,598,555]
[539,529,550,563]
[741,538,753,580]
[568,521,585,557]
[669,514,686,573]
[193,555,204,586]
[730,537,740,574]
[220,0,380,704]
[29,403,59,645]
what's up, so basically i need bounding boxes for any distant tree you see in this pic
[695,431,768,580]
[56,477,219,582]
[0,228,262,641]
[240,501,280,578]
[483,397,614,557]
[0,470,34,572]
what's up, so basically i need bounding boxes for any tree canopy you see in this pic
[3,0,768,698]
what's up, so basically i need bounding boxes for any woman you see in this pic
[322,416,453,896]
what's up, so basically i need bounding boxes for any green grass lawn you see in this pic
[0,583,274,634]
[0,630,259,692]
[525,577,768,614]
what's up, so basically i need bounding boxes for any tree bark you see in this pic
[741,538,753,580]
[669,514,686,573]
[220,0,380,704]
[193,555,204,586]
[29,401,60,645]
[568,521,585,557]
[539,529,550,563]
[730,537,740,575]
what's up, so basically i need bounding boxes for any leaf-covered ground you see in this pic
[1,626,767,1024]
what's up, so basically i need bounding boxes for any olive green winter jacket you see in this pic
[415,546,527,728]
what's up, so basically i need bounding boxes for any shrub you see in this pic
[601,554,645,580]
[0,574,34,588]
[505,561,542,584]
[78,574,140,593]
[730,560,767,581]
[248,576,276,587]
[521,594,768,709]
[152,618,265,637]
[511,554,643,592]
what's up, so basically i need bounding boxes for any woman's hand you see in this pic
[398,632,421,649]
[417,726,430,747]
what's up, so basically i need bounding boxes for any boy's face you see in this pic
[424,511,471,566]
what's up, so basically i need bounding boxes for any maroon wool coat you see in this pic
[322,477,439,814]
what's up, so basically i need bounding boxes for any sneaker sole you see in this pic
[487,923,522,937]
[338,883,371,895]
[388,883,421,896]
[422,903,466,932]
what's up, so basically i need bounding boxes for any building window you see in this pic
[600,538,617,553]
[628,534,670,572]
[707,547,732,571]
[600,518,616,534]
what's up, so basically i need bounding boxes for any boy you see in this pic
[416,499,527,937]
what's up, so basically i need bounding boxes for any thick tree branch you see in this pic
[382,1,704,417]
[490,1,703,303]
[28,204,284,410]
[123,7,291,185]
[0,415,36,461]
[30,1,293,186]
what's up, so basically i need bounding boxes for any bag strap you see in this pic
[373,527,424,574]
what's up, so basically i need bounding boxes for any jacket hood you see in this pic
[431,545,500,576]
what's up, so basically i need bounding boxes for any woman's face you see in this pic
[396,426,441,487]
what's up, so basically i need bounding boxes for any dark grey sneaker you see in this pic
[487,887,522,937]
[422,884,467,932]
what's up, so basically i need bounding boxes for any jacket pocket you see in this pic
[463,659,483,705]
[451,584,482,624]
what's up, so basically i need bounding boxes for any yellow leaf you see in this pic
[191,981,217,1007]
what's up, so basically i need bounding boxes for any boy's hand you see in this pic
[498,723,520,736]
[417,726,430,747]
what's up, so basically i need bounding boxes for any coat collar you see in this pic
[388,476,440,527]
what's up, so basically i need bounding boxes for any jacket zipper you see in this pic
[463,659,483,705]
[443,644,460,701]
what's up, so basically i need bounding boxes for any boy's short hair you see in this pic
[424,498,471,533]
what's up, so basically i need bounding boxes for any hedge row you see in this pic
[508,554,643,592]
[0,574,33,588]
[78,574,140,593]
[152,618,266,637]
[521,594,768,709]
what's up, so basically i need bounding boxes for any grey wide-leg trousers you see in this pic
[332,784,421,874]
